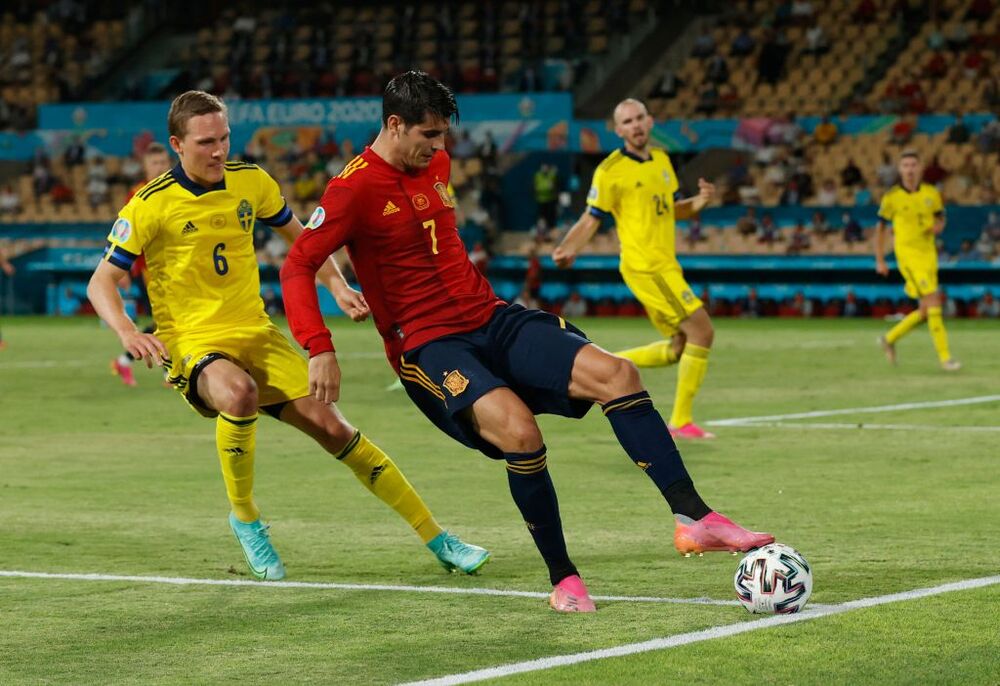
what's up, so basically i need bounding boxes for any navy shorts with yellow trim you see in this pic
[399,304,593,459]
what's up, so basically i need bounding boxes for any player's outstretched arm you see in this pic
[674,177,715,220]
[274,217,369,321]
[87,260,166,367]
[553,212,602,268]
[874,221,889,276]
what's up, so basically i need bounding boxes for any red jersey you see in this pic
[281,147,503,370]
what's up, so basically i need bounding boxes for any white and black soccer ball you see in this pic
[734,543,813,614]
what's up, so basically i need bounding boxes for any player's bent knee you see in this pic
[499,418,544,454]
[220,376,258,416]
[320,416,357,453]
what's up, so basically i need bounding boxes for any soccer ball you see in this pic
[734,543,813,614]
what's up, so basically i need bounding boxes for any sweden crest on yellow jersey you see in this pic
[237,199,254,232]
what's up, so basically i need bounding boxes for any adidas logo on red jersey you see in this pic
[383,201,400,216]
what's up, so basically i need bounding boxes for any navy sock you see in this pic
[505,446,577,586]
[602,391,711,520]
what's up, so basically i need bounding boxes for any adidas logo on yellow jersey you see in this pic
[181,221,199,235]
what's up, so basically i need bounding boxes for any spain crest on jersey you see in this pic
[236,199,254,232]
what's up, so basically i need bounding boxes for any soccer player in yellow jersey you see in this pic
[554,99,717,439]
[875,151,960,371]
[87,91,488,580]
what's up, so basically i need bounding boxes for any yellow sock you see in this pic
[885,310,924,345]
[669,344,710,428]
[615,340,679,367]
[336,432,442,544]
[926,306,952,362]
[217,412,260,523]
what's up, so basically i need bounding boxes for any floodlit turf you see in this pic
[1,316,997,684]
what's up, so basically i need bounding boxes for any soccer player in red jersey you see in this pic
[281,72,773,612]
[110,143,173,386]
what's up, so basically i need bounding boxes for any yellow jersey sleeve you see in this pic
[877,189,895,223]
[587,159,618,218]
[255,167,294,227]
[928,185,944,215]
[103,194,159,271]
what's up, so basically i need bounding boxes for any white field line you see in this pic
[708,395,1000,427]
[717,421,1000,433]
[399,575,1000,686]
[0,570,738,606]
[0,359,92,369]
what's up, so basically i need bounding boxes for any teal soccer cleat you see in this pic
[229,513,286,580]
[427,531,490,574]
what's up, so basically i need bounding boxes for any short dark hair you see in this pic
[167,90,227,139]
[382,71,459,127]
[900,150,920,161]
[145,142,168,157]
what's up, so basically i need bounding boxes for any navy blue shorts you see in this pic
[399,304,593,459]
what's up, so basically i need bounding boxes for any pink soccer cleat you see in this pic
[674,512,774,557]
[111,358,137,387]
[669,422,716,440]
[549,574,596,613]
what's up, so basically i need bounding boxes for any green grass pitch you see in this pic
[1,316,997,684]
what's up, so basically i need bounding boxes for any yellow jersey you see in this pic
[586,147,680,272]
[877,183,944,263]
[103,161,293,335]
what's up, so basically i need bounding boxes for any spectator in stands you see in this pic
[651,70,684,99]
[922,155,948,186]
[513,287,539,310]
[86,175,109,208]
[976,292,1000,318]
[926,21,946,51]
[840,159,863,188]
[804,22,830,55]
[737,206,759,236]
[692,30,716,58]
[293,173,319,203]
[924,50,948,79]
[695,83,720,114]
[843,290,860,317]
[786,222,811,254]
[478,131,498,177]
[891,115,916,145]
[813,115,838,145]
[791,1,816,24]
[451,130,476,160]
[936,237,954,263]
[984,74,1000,110]
[525,245,543,299]
[767,113,803,147]
[955,239,983,262]
[730,28,756,56]
[87,156,109,184]
[842,213,864,243]
[262,287,283,317]
[817,179,838,205]
[120,155,143,186]
[757,213,780,245]
[32,159,53,198]
[561,292,588,319]
[852,0,876,23]
[63,138,85,168]
[810,210,834,236]
[0,185,21,216]
[685,216,707,248]
[955,152,983,191]
[854,185,873,205]
[468,241,489,274]
[977,115,1000,153]
[739,287,763,317]
[945,21,970,51]
[706,54,730,84]
[533,163,559,230]
[877,152,899,187]
[50,177,74,206]
[757,29,790,84]
[791,160,815,199]
[780,178,802,205]
[963,48,987,80]
[947,114,971,144]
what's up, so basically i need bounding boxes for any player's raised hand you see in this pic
[118,329,167,369]
[334,285,370,322]
[552,244,576,269]
[309,351,342,404]
[696,177,715,204]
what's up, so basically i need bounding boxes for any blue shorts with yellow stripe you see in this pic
[399,304,593,460]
